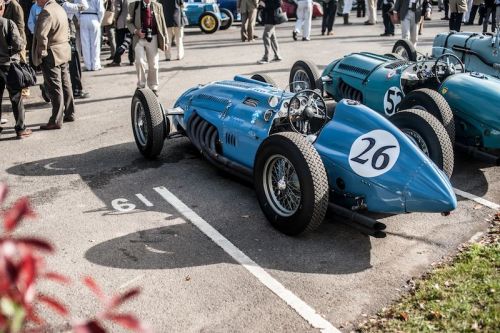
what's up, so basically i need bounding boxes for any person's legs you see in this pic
[322,2,329,33]
[491,6,497,32]
[41,60,64,125]
[79,16,92,70]
[113,28,125,63]
[241,11,249,41]
[295,1,306,33]
[145,36,159,91]
[90,17,101,70]
[367,0,376,23]
[134,41,147,89]
[176,27,184,59]
[69,43,83,93]
[303,1,312,39]
[165,27,174,60]
[248,8,257,40]
[443,0,449,18]
[60,62,75,119]
[409,12,418,46]
[328,1,337,32]
[262,24,272,60]
[270,25,280,58]
[7,88,25,133]
[482,7,492,32]
[0,68,5,124]
[467,5,478,24]
[108,26,116,57]
[455,12,464,31]
[401,13,411,41]
[464,0,473,22]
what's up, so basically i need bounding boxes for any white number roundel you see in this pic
[384,87,403,116]
[348,130,400,178]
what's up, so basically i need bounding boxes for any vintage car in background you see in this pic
[131,74,457,237]
[392,31,500,78]
[289,53,500,174]
[184,0,232,33]
[217,0,241,25]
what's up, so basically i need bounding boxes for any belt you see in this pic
[81,12,98,15]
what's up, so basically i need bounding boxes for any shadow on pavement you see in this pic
[6,141,373,275]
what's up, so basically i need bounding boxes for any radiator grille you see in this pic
[338,80,363,102]
[225,133,236,146]
[338,63,371,76]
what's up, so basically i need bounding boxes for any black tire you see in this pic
[392,39,417,61]
[250,73,278,87]
[398,88,455,144]
[219,8,233,30]
[199,12,220,34]
[131,88,165,159]
[289,60,320,92]
[391,109,454,177]
[254,132,329,235]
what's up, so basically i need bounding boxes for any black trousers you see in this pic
[0,65,26,132]
[467,4,479,24]
[444,0,449,18]
[483,6,497,32]
[382,3,394,34]
[41,52,75,125]
[449,12,463,31]
[322,1,337,33]
[357,0,366,17]
[69,39,83,93]
[113,28,134,64]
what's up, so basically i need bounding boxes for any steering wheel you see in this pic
[433,53,465,84]
[287,89,328,136]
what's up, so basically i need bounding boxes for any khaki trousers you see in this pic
[165,27,184,60]
[135,36,160,91]
[241,8,257,41]
[367,0,377,23]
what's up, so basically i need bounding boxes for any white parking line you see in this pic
[453,188,500,210]
[153,186,340,333]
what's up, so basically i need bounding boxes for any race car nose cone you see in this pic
[404,166,457,213]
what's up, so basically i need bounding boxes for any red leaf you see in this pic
[73,320,107,333]
[15,238,53,252]
[18,255,36,292]
[3,197,35,232]
[37,294,69,317]
[104,313,143,330]
[82,276,106,301]
[43,272,71,284]
[108,288,140,309]
[0,183,8,205]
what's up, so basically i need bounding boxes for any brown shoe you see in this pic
[40,123,61,130]
[16,128,32,139]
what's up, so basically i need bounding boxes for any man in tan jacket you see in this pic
[33,0,75,129]
[238,0,258,42]
[127,0,167,94]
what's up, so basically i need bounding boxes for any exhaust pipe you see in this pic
[328,202,386,238]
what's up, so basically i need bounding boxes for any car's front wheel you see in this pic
[391,109,454,177]
[131,88,165,159]
[250,73,278,87]
[219,8,233,30]
[199,12,220,34]
[254,132,329,235]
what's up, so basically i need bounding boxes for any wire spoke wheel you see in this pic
[133,101,148,146]
[263,154,301,217]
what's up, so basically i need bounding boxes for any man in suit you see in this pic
[0,0,31,138]
[32,0,75,129]
[394,0,422,47]
[127,0,167,94]
[107,0,135,66]
[238,0,258,42]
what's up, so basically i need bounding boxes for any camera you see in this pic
[144,28,153,43]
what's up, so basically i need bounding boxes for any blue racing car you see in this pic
[131,74,457,236]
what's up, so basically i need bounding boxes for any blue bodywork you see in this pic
[217,0,240,20]
[183,0,229,30]
[432,32,500,79]
[171,75,457,214]
[319,52,500,149]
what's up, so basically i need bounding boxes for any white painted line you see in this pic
[136,193,154,207]
[453,188,500,210]
[153,186,340,333]
[118,274,145,290]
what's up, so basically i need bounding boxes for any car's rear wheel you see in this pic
[219,8,233,30]
[250,73,278,87]
[254,132,329,235]
[289,60,321,93]
[392,39,417,61]
[398,88,455,144]
[391,109,454,177]
[131,88,165,159]
[199,12,219,34]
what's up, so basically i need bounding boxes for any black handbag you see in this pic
[274,7,288,24]
[7,61,37,91]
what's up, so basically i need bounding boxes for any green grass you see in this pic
[360,242,500,332]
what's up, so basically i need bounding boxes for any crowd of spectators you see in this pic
[0,0,499,139]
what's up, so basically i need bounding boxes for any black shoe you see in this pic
[74,91,90,99]
[380,32,391,36]
[63,115,75,122]
[441,17,449,20]
[271,55,283,62]
[292,31,298,41]
[302,37,310,41]
[106,62,121,67]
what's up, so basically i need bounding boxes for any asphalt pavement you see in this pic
[0,11,498,333]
